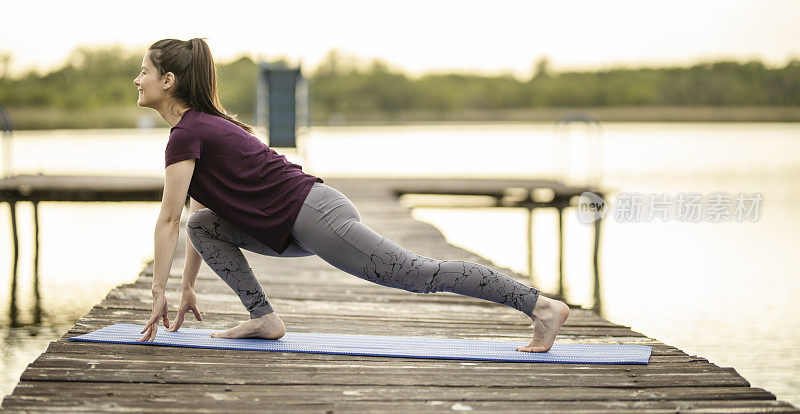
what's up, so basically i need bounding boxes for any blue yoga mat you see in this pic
[68,323,651,364]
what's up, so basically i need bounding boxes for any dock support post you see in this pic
[556,205,565,299]
[526,208,535,284]
[8,200,20,326]
[33,200,42,323]
[593,215,603,315]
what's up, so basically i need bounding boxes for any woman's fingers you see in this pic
[168,310,186,332]
[161,301,170,329]
[140,313,158,334]
[146,325,157,341]
[137,326,149,341]
[140,306,165,340]
[167,304,202,332]
[138,292,168,340]
[137,322,156,342]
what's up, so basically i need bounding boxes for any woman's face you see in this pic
[133,50,166,109]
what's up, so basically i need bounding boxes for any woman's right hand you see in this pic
[167,287,203,332]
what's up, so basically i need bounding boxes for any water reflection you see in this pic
[6,200,43,327]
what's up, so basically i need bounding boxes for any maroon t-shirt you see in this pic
[165,108,323,254]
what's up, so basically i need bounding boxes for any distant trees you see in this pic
[311,50,417,116]
[308,55,800,121]
[0,45,798,124]
[0,46,142,108]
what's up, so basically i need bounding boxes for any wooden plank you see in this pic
[19,365,750,388]
[3,398,796,414]
[27,353,730,375]
[7,382,779,402]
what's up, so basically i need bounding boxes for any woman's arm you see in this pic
[140,158,196,341]
[181,197,206,290]
[152,221,181,292]
[151,159,197,292]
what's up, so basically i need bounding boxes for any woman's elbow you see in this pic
[156,217,182,230]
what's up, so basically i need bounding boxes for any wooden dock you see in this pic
[2,177,797,413]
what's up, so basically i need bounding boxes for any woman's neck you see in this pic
[158,102,191,127]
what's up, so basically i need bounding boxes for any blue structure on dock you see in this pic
[255,62,310,148]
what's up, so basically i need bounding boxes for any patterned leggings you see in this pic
[186,182,540,319]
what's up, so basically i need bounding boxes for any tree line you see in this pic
[0,46,798,125]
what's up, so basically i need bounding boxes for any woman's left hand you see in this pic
[138,289,169,342]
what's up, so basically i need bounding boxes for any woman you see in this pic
[133,38,569,352]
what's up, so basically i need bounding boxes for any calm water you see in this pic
[1,122,799,406]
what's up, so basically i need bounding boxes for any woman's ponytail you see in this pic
[148,38,254,134]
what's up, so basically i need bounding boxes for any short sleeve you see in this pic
[165,127,202,168]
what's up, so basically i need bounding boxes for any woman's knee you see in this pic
[332,198,361,224]
[323,187,361,224]
[186,208,215,245]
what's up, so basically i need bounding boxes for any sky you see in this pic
[1,0,799,79]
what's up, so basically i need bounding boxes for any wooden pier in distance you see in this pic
[1,176,797,412]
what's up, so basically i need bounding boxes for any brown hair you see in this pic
[148,38,254,134]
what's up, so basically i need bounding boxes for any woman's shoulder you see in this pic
[170,108,251,143]
[191,108,246,132]
[170,109,218,133]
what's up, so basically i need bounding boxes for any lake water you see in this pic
[1,122,799,407]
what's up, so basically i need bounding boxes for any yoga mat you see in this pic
[69,323,651,364]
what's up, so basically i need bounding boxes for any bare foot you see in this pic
[516,295,570,353]
[210,312,286,340]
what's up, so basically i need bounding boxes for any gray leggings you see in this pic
[186,182,540,319]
